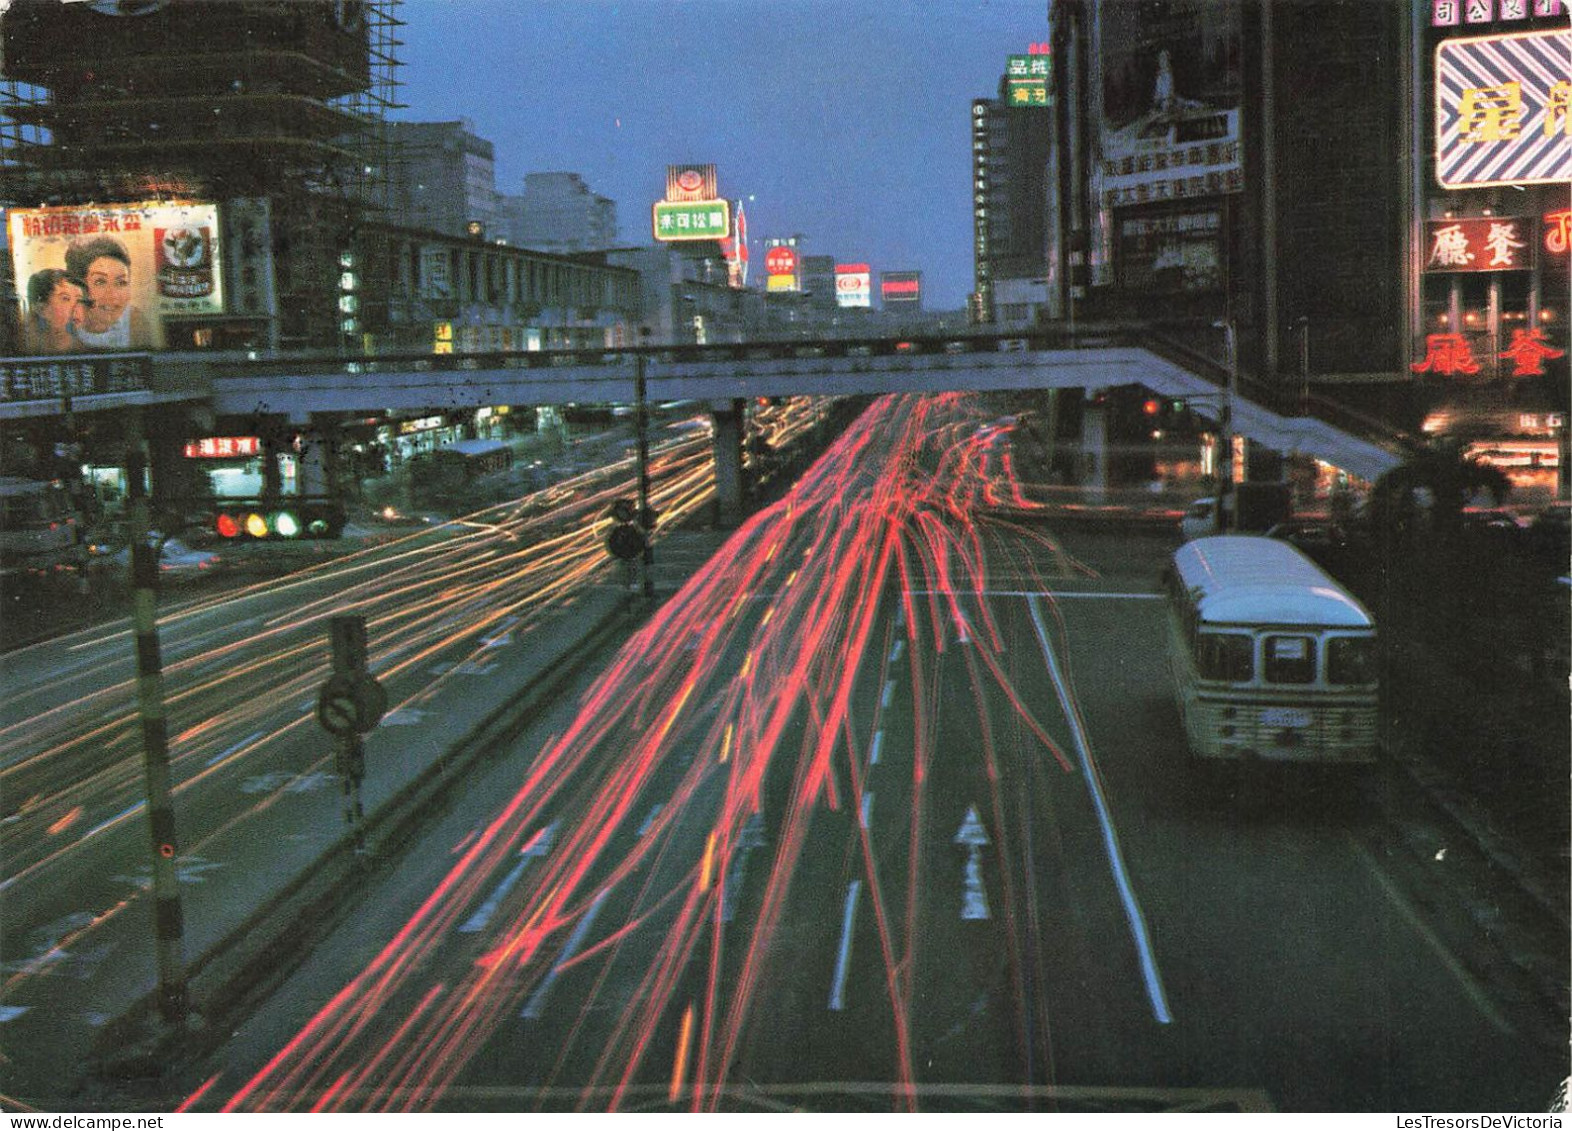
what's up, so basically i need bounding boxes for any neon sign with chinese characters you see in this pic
[1422,216,1535,270]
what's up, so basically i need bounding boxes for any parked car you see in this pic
[109,533,224,582]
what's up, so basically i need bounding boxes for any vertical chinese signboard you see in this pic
[1005,51,1052,107]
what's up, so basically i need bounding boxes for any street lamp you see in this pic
[1212,318,1238,533]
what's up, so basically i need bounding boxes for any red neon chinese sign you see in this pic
[1545,209,1571,255]
[184,436,261,459]
[1412,333,1482,376]
[1500,327,1567,376]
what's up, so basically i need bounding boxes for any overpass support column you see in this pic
[1078,396,1108,501]
[710,398,746,528]
[296,417,341,500]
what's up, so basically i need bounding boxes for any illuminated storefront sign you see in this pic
[1412,332,1483,375]
[8,200,223,353]
[652,199,731,242]
[1434,29,1572,189]
[184,437,262,459]
[1431,0,1564,26]
[880,271,923,305]
[1412,328,1566,376]
[1544,208,1571,254]
[835,263,871,309]
[1499,327,1566,375]
[719,201,749,287]
[1422,216,1535,270]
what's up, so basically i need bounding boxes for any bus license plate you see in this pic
[1260,707,1311,729]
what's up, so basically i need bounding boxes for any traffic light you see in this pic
[1142,398,1161,417]
[214,499,346,540]
[605,497,650,561]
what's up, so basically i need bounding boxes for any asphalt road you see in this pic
[174,394,1566,1114]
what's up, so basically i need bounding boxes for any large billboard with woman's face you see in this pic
[7,201,223,355]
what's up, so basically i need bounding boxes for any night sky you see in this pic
[395,0,1052,311]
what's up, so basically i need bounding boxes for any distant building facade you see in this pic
[500,173,618,254]
[385,120,499,239]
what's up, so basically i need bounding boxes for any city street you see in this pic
[171,394,1566,1114]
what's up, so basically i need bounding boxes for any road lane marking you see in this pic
[1027,593,1173,1026]
[520,890,609,1020]
[828,879,863,1011]
[881,680,896,709]
[889,639,904,664]
[869,729,885,767]
[860,791,874,830]
[1348,835,1514,1035]
[207,731,266,767]
[637,803,664,837]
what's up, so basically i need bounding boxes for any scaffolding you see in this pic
[0,0,404,348]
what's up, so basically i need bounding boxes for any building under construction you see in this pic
[1,0,403,351]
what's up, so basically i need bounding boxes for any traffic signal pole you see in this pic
[634,349,655,600]
[125,438,189,1030]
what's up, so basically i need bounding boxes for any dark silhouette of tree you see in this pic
[1366,441,1511,545]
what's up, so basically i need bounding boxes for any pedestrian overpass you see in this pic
[1,327,1412,521]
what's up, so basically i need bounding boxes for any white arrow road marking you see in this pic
[954,806,991,921]
[721,813,766,924]
[521,890,609,1019]
[828,880,862,1012]
[460,822,559,934]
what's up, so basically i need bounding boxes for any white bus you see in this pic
[1164,535,1379,766]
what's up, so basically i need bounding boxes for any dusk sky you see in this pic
[395,0,1053,311]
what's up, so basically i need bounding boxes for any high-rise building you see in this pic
[500,173,618,254]
[384,120,500,239]
[1052,0,1569,490]
[971,65,1055,326]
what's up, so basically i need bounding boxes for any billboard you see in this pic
[765,244,800,292]
[880,271,923,306]
[1434,29,1572,189]
[835,263,871,308]
[652,199,731,242]
[666,164,719,202]
[9,201,223,354]
[1097,2,1243,217]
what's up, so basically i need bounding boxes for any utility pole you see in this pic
[125,433,188,1030]
[1215,318,1238,533]
[633,340,655,600]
